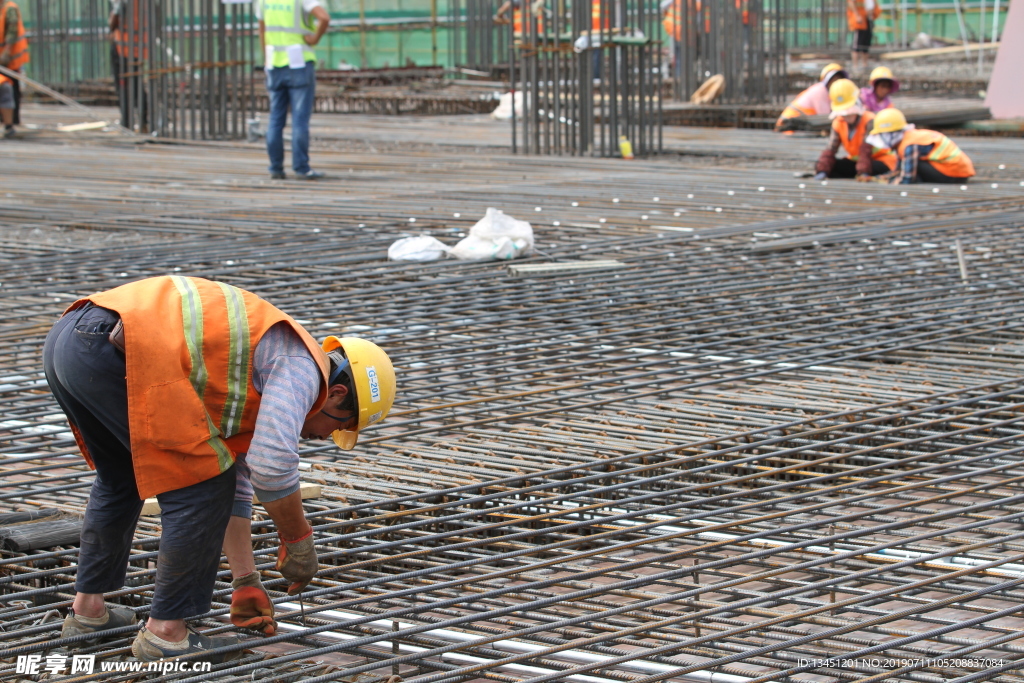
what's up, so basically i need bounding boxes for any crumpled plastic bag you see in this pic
[450,208,534,261]
[491,91,525,120]
[388,235,452,262]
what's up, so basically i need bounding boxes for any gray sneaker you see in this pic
[62,606,138,643]
[295,170,324,180]
[131,624,244,664]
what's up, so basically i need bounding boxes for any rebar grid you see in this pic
[1,131,1024,683]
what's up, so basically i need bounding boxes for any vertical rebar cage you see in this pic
[26,0,256,140]
[510,0,663,158]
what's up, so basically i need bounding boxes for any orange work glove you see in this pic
[230,572,276,635]
[276,529,318,595]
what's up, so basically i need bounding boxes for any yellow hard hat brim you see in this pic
[831,99,857,112]
[332,428,359,450]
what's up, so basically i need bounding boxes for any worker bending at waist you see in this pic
[775,63,847,132]
[868,108,975,185]
[814,79,895,181]
[47,275,396,662]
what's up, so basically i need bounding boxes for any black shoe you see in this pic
[295,170,324,180]
[131,624,244,664]
[3,127,15,139]
[270,171,286,180]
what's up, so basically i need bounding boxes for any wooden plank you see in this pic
[140,482,322,516]
[880,42,1000,59]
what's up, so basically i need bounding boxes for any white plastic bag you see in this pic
[388,235,452,262]
[450,208,534,261]
[491,91,525,120]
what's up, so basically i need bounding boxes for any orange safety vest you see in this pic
[897,128,975,179]
[112,0,149,61]
[846,0,880,31]
[832,112,897,169]
[662,0,698,41]
[591,0,610,32]
[0,0,29,71]
[736,0,749,25]
[64,276,330,499]
[512,6,543,37]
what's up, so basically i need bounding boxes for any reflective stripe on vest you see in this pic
[262,0,316,68]
[70,275,330,499]
[898,129,975,179]
[0,1,29,71]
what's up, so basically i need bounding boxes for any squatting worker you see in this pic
[774,63,847,133]
[0,0,29,139]
[256,0,329,180]
[868,108,975,185]
[47,276,397,662]
[813,79,896,181]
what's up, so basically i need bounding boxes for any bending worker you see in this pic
[868,108,975,185]
[0,0,29,139]
[775,63,848,132]
[48,275,396,662]
[813,79,895,181]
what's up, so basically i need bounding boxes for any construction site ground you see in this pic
[3,103,1024,683]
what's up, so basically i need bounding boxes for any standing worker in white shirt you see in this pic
[256,0,330,180]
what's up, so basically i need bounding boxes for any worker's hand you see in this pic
[303,34,319,46]
[855,174,873,183]
[493,14,509,24]
[0,47,10,67]
[812,172,827,181]
[276,529,318,595]
[230,572,276,635]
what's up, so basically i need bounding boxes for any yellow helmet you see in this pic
[868,65,900,91]
[869,107,907,135]
[869,65,893,83]
[828,78,859,112]
[820,62,847,84]
[321,336,397,450]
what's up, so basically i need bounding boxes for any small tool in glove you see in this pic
[276,528,318,595]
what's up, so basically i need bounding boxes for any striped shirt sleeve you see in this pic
[232,322,320,517]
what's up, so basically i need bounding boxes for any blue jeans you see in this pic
[266,62,316,175]
[43,304,236,620]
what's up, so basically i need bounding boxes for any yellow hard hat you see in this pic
[320,336,397,450]
[820,62,847,83]
[868,65,900,91]
[869,107,907,135]
[869,66,893,83]
[828,78,859,112]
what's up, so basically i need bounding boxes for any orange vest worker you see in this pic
[0,0,29,70]
[833,111,896,169]
[63,276,330,499]
[846,0,880,31]
[897,129,975,179]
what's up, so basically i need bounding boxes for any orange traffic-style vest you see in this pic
[832,112,897,169]
[0,1,29,71]
[897,128,975,179]
[63,276,330,499]
[512,6,543,37]
[846,0,880,31]
[591,0,610,32]
[113,0,149,61]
